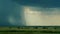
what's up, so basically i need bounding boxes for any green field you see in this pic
[0,27,60,34]
[0,32,60,34]
[0,31,60,34]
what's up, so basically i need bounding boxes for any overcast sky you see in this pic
[0,0,60,26]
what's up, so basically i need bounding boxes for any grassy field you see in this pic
[0,26,60,34]
[0,32,60,34]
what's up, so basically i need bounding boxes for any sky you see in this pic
[0,0,60,26]
[0,0,25,26]
[23,6,60,26]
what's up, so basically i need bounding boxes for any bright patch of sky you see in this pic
[23,6,60,26]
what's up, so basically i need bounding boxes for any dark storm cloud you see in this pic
[11,0,60,26]
[0,0,60,26]
[13,0,60,15]
[0,0,25,26]
[13,0,60,8]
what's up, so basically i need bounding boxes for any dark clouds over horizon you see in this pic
[13,0,60,26]
[0,0,60,26]
[0,0,25,26]
[13,0,60,8]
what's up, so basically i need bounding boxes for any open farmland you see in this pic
[0,26,60,34]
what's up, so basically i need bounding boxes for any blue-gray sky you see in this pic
[14,0,60,8]
[0,0,60,26]
[14,0,60,26]
[0,0,25,26]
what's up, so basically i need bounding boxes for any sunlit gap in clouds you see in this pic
[23,6,60,26]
